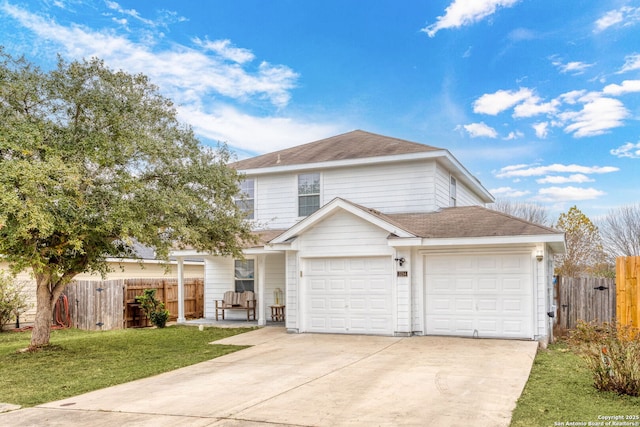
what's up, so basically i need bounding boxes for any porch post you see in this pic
[257,255,267,326]
[177,257,185,323]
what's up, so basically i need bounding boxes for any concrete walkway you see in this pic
[0,328,537,426]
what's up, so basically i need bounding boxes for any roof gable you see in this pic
[231,130,441,170]
[269,198,417,245]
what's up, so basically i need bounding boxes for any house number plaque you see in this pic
[397,271,408,277]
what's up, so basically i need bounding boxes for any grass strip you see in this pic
[0,325,253,407]
[511,343,640,427]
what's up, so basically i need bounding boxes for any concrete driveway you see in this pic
[0,327,537,426]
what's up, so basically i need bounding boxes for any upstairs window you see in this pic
[450,176,457,207]
[236,179,255,219]
[298,173,320,216]
[234,259,254,292]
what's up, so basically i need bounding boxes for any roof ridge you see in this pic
[230,130,442,170]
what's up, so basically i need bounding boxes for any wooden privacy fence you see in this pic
[556,276,616,331]
[63,278,204,330]
[616,256,640,328]
[124,278,204,328]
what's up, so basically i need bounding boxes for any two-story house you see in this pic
[172,130,564,344]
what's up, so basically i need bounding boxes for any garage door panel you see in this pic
[477,299,498,312]
[426,253,533,339]
[305,257,393,335]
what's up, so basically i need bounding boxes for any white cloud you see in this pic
[532,122,549,139]
[105,0,156,27]
[473,88,533,115]
[193,38,255,64]
[594,6,640,32]
[421,0,521,37]
[559,90,587,105]
[503,131,524,140]
[458,122,498,138]
[610,142,640,159]
[489,186,530,198]
[551,58,594,75]
[495,163,619,179]
[535,186,605,202]
[559,96,629,137]
[178,105,343,154]
[602,80,640,96]
[619,53,640,74]
[536,174,594,184]
[1,3,298,109]
[513,96,559,118]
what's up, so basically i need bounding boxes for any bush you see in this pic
[0,272,30,331]
[568,321,640,396]
[135,289,170,328]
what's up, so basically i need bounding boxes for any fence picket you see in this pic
[556,276,616,332]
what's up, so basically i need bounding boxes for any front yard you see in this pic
[0,325,252,407]
[511,343,640,426]
[2,326,639,424]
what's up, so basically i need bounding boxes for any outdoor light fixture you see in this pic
[395,257,406,266]
[536,250,544,262]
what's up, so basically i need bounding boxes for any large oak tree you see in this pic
[0,50,253,348]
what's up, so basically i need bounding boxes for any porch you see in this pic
[172,249,287,328]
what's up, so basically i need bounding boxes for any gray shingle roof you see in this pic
[231,130,441,170]
[385,206,561,238]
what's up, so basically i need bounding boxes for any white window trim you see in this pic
[297,172,322,218]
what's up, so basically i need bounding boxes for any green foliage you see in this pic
[135,289,169,328]
[0,271,29,331]
[0,48,254,346]
[0,326,252,407]
[555,206,609,278]
[568,321,640,396]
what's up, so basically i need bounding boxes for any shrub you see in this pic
[0,272,30,331]
[135,289,170,328]
[568,321,640,396]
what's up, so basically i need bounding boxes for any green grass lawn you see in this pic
[511,343,640,427]
[0,325,253,407]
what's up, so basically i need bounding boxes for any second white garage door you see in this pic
[304,257,393,335]
[425,252,534,339]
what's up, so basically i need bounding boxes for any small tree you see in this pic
[555,206,607,277]
[135,289,169,328]
[0,271,30,331]
[0,49,254,349]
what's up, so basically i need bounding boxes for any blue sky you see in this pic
[1,0,639,220]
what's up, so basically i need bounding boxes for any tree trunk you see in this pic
[30,273,67,349]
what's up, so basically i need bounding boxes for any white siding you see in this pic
[435,161,487,208]
[264,253,286,308]
[204,256,234,319]
[322,161,437,214]
[285,251,299,331]
[298,211,395,257]
[411,249,424,334]
[254,174,297,229]
[248,160,442,230]
[395,249,411,334]
[434,162,451,208]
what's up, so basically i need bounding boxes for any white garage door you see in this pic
[425,253,533,339]
[305,257,393,335]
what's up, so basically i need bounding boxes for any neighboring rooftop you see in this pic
[231,130,442,170]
